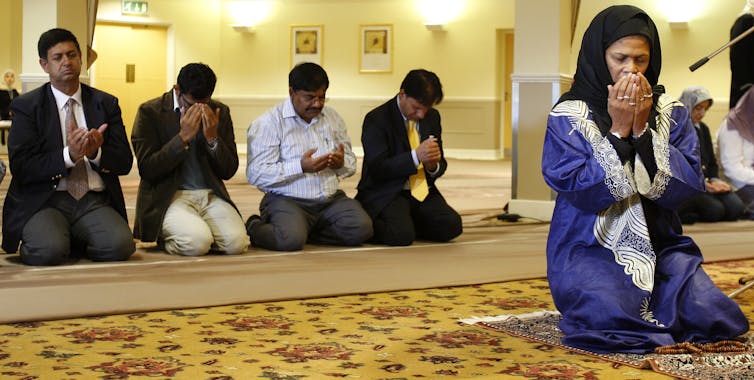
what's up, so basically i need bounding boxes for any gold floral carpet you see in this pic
[0,259,752,379]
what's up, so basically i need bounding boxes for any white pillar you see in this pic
[19,0,89,92]
[508,0,573,221]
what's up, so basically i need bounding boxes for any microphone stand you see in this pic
[689,24,754,71]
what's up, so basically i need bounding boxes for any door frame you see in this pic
[496,28,514,159]
[91,18,174,92]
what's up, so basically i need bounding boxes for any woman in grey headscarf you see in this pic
[0,69,19,120]
[677,86,744,223]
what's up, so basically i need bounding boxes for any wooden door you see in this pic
[93,23,168,136]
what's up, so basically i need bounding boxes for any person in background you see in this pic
[3,28,135,265]
[0,69,20,120]
[730,0,754,108]
[717,85,754,219]
[245,62,372,251]
[131,63,249,256]
[356,69,462,246]
[676,86,744,223]
[541,5,748,354]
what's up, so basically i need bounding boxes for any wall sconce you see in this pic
[424,23,445,32]
[226,1,271,34]
[232,24,255,34]
[659,0,702,30]
[669,21,688,30]
[418,0,462,32]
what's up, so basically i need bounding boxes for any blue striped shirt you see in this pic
[246,98,356,200]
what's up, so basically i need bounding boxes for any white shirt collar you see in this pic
[396,95,408,122]
[283,96,320,125]
[173,88,180,111]
[50,84,82,111]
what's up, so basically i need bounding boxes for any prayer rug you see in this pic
[460,311,754,380]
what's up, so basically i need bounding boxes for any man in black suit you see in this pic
[2,28,135,265]
[356,69,462,246]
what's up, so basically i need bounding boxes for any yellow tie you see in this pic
[65,98,89,200]
[407,120,429,202]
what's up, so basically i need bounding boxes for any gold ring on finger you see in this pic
[628,102,636,106]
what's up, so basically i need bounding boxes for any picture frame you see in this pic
[359,24,393,73]
[290,25,323,68]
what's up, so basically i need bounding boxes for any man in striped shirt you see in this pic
[245,62,373,251]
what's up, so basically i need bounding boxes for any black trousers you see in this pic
[371,189,463,246]
[677,190,745,223]
[20,192,135,266]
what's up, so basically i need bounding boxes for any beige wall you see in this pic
[4,0,748,156]
[92,0,515,156]
[97,0,516,98]
[573,0,744,137]
[0,0,23,88]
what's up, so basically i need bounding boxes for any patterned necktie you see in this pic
[66,98,89,200]
[407,120,429,202]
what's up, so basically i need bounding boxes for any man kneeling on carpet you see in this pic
[131,63,249,256]
[245,62,373,251]
[541,5,749,354]
[356,69,462,246]
[2,28,135,265]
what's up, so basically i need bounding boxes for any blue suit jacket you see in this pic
[2,83,133,253]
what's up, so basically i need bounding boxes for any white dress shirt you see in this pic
[718,119,754,189]
[50,84,105,192]
[246,97,356,200]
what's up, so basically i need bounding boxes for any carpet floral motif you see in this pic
[0,261,751,379]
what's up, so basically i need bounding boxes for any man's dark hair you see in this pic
[289,62,329,92]
[38,28,81,59]
[177,63,217,99]
[400,69,443,106]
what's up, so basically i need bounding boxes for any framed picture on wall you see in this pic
[291,25,323,68]
[359,24,392,73]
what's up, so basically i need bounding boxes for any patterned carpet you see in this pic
[0,259,752,379]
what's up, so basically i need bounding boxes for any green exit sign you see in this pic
[122,0,148,15]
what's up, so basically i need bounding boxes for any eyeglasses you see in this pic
[296,91,328,104]
[180,93,213,109]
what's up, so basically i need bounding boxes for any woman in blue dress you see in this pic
[541,5,749,354]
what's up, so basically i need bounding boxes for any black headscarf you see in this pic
[559,5,662,134]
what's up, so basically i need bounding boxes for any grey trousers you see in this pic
[20,192,135,266]
[249,190,373,251]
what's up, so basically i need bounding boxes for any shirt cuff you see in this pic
[427,164,441,176]
[411,149,420,167]
[63,146,75,168]
[632,123,649,139]
[89,148,102,166]
[206,138,219,150]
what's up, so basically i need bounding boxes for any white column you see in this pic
[507,0,573,222]
[19,0,89,92]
